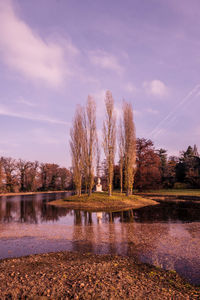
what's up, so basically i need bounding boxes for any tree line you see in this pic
[1,139,198,194]
[111,140,200,191]
[0,157,72,193]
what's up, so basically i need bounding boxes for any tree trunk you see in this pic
[108,184,112,196]
[120,164,123,194]
[88,188,92,196]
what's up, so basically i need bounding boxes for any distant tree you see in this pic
[58,167,72,190]
[157,148,168,184]
[1,157,17,192]
[70,106,84,196]
[48,164,59,190]
[122,101,136,196]
[40,163,49,191]
[165,156,179,188]
[113,165,120,190]
[181,145,199,159]
[102,91,116,196]
[193,144,199,156]
[135,138,161,190]
[177,145,200,188]
[27,161,39,192]
[17,159,32,192]
[0,156,72,194]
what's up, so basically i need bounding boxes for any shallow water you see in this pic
[0,192,200,285]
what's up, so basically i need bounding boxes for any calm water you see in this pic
[0,192,200,285]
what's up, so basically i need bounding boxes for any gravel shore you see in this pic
[0,251,199,299]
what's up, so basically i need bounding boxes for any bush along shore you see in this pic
[49,191,158,212]
[0,251,199,299]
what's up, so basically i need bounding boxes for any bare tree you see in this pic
[58,167,72,190]
[17,159,32,192]
[103,91,116,196]
[0,157,4,192]
[1,157,17,192]
[96,138,101,178]
[27,161,39,192]
[0,156,72,193]
[123,101,136,196]
[70,105,84,196]
[83,96,97,196]
[81,110,89,193]
[118,120,125,193]
[40,163,49,191]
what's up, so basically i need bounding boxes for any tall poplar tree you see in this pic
[123,101,136,196]
[118,120,125,193]
[103,91,116,196]
[70,106,84,196]
[0,157,3,192]
[83,96,97,196]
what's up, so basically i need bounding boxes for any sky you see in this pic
[0,0,200,168]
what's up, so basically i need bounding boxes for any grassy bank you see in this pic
[0,251,199,299]
[136,189,200,196]
[49,191,158,211]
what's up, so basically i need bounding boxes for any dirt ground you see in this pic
[0,251,199,299]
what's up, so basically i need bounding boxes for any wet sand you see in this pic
[0,251,199,299]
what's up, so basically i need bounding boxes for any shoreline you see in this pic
[137,193,200,203]
[0,251,199,299]
[0,190,69,197]
[136,189,200,197]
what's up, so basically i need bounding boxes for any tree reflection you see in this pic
[0,194,71,224]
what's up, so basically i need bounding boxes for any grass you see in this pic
[49,191,158,211]
[136,189,200,196]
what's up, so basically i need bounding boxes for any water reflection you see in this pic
[0,193,200,285]
[1,194,200,225]
[0,193,71,224]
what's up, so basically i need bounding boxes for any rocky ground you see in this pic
[0,251,199,299]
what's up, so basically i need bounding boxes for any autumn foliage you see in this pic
[0,157,72,193]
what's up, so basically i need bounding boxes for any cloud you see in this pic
[0,104,70,125]
[89,50,123,73]
[0,0,78,87]
[143,80,168,97]
[124,82,137,94]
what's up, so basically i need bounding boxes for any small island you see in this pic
[49,191,158,211]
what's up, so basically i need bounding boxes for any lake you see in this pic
[0,192,200,285]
